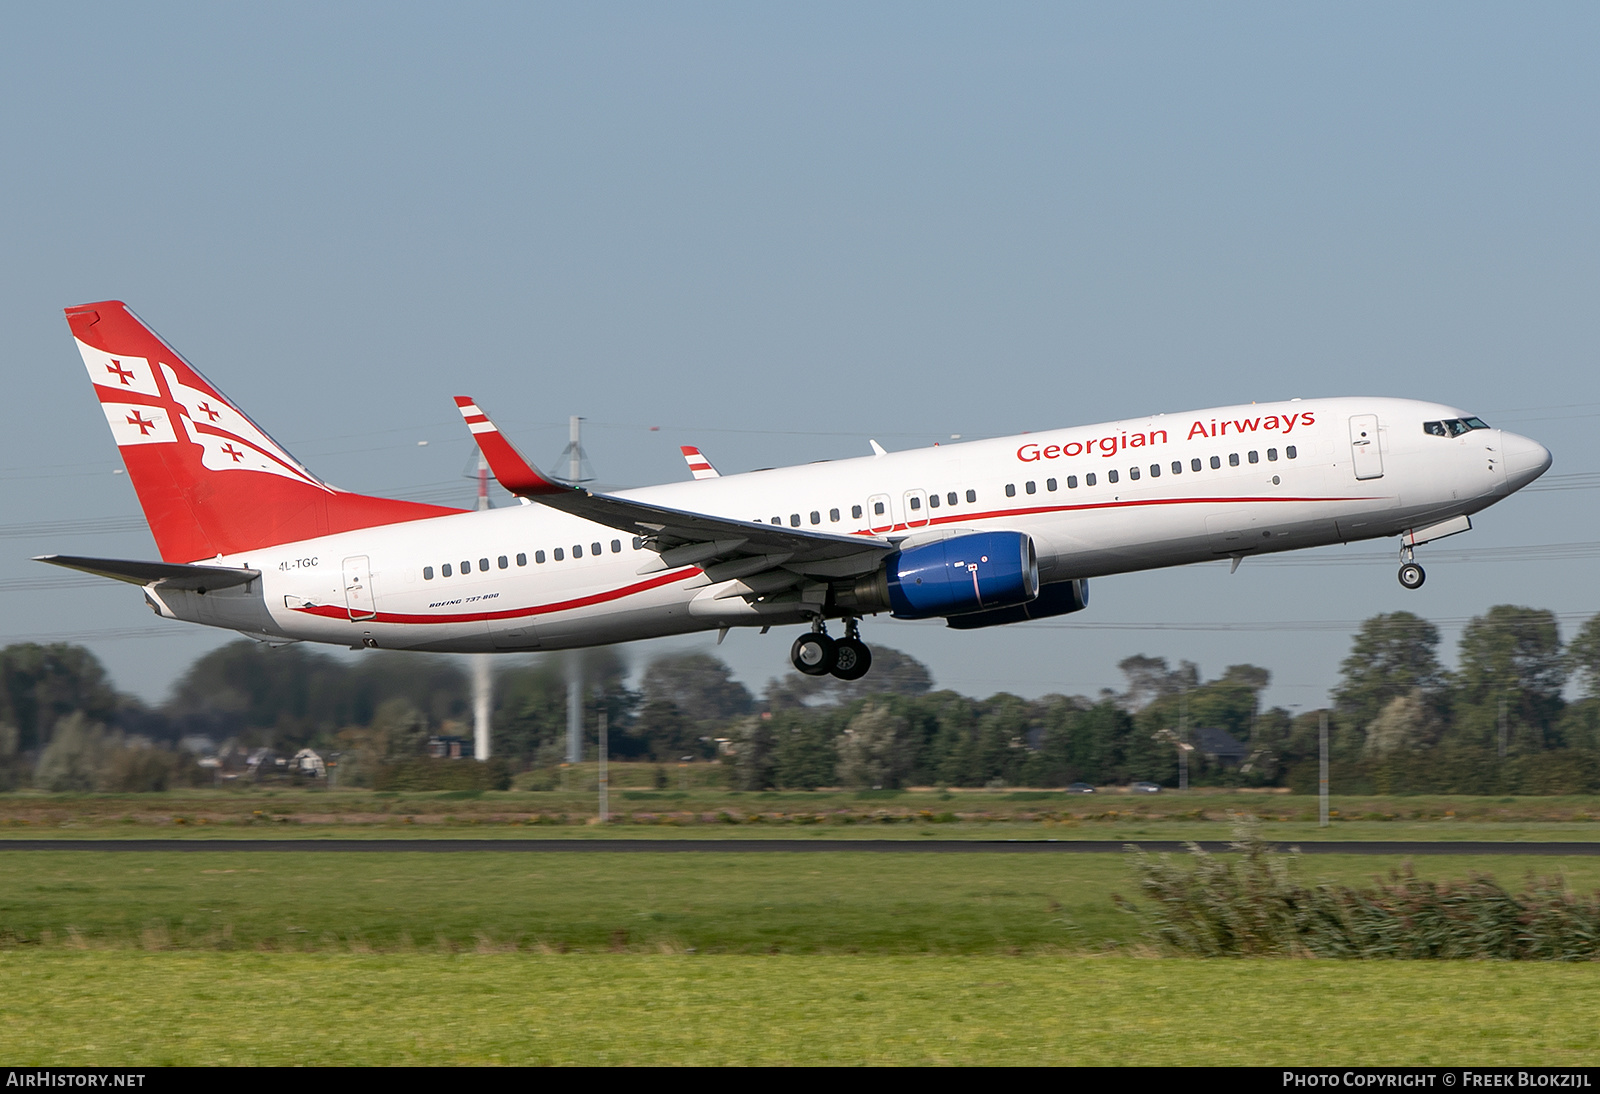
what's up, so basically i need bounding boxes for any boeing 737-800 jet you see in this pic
[41,301,1552,681]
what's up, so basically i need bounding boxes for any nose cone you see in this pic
[1502,431,1552,493]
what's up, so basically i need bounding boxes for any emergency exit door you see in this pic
[1349,415,1384,480]
[342,556,376,621]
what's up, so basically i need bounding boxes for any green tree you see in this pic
[33,712,111,791]
[493,649,633,763]
[634,653,750,759]
[1564,613,1600,700]
[165,640,470,750]
[1333,613,1445,731]
[1118,656,1198,711]
[0,643,121,752]
[835,703,913,789]
[1454,606,1566,751]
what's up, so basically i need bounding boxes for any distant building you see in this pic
[290,748,326,778]
[1191,727,1250,768]
[427,736,474,760]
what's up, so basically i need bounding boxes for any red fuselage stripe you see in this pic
[291,493,1382,627]
[293,568,703,625]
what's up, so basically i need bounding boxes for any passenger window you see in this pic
[928,495,940,508]
[1286,446,1297,459]
[1129,467,1140,481]
[852,505,863,519]
[1025,481,1036,495]
[572,545,582,558]
[611,540,621,553]
[442,563,453,577]
[591,542,602,556]
[1228,454,1239,467]
[966,489,977,503]
[516,553,527,566]
[480,558,490,571]
[1046,478,1057,491]
[874,501,886,515]
[535,550,546,564]
[1067,475,1078,489]
[1108,469,1119,484]
[830,508,840,522]
[461,560,471,574]
[1149,464,1160,478]
[498,555,508,569]
[1210,456,1221,469]
[1267,449,1278,462]
[1192,458,1202,472]
[947,492,958,505]
[909,496,922,510]
[1006,484,1016,497]
[1172,462,1182,474]
[632,537,644,550]
[423,566,434,580]
[1085,473,1097,486]
[554,548,564,561]
[1248,451,1259,464]
[810,510,821,524]
[789,514,800,527]
[771,517,781,525]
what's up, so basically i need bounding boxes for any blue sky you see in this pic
[3,3,1597,710]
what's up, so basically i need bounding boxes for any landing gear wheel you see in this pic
[790,632,837,676]
[831,637,872,681]
[1398,562,1426,590]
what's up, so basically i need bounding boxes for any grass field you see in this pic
[3,952,1597,1065]
[2,784,1598,843]
[4,797,1599,1064]
[4,850,1599,954]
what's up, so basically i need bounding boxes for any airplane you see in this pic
[40,300,1552,681]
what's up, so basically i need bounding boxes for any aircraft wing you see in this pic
[453,398,894,585]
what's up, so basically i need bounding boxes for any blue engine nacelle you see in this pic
[882,531,1039,620]
[944,578,1089,630]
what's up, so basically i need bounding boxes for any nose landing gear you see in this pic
[789,618,874,680]
[1398,545,1426,590]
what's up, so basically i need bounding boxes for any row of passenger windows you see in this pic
[1003,447,1298,497]
[424,537,646,580]
[759,489,980,527]
[426,443,1301,578]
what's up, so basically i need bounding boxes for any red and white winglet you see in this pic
[453,397,568,497]
[680,445,720,480]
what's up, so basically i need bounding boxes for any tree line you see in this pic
[3,603,1600,792]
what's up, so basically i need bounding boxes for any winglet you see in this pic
[680,445,720,480]
[453,397,569,497]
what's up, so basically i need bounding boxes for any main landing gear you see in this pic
[790,618,873,681]
[1398,544,1426,590]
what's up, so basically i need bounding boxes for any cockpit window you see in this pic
[1424,418,1490,437]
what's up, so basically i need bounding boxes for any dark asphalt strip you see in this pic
[0,839,1596,854]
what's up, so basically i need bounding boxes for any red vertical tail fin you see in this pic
[67,301,463,562]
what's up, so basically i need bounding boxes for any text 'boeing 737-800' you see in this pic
[39,301,1552,681]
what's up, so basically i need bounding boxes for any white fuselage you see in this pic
[144,396,1548,653]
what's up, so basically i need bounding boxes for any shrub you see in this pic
[1121,820,1600,960]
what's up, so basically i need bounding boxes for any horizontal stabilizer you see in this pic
[35,554,260,591]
